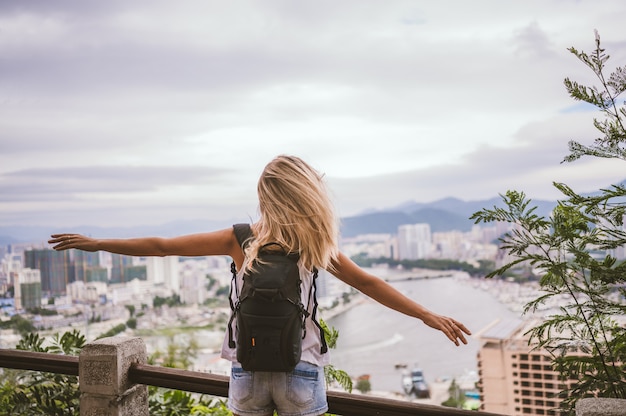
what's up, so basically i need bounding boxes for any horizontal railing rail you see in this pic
[130,363,230,398]
[0,348,78,376]
[0,348,502,416]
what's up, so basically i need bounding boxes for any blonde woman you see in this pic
[49,155,470,416]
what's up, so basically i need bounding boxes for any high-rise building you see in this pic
[73,250,101,283]
[86,267,108,283]
[24,249,72,295]
[110,254,134,284]
[15,268,42,310]
[477,319,575,416]
[397,223,431,260]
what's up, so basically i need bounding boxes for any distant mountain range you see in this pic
[339,196,557,237]
[0,196,559,245]
[340,181,626,237]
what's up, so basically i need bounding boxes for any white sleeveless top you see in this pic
[220,261,331,367]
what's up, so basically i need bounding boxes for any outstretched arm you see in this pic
[330,252,471,346]
[49,228,244,264]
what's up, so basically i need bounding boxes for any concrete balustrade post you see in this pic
[79,337,149,416]
[576,398,626,416]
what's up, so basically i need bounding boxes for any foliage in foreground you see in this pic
[1,330,85,415]
[472,31,626,415]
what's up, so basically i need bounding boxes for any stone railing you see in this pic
[0,336,510,415]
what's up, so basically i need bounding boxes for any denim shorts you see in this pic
[228,361,328,416]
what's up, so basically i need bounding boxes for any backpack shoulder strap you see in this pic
[233,223,253,249]
[228,223,253,349]
[309,267,329,354]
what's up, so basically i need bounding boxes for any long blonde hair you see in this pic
[245,155,339,272]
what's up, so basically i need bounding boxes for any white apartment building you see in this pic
[178,256,233,305]
[109,278,170,306]
[67,280,108,304]
[340,233,397,259]
[145,256,180,293]
[397,223,431,260]
[14,268,41,310]
[432,230,466,259]
[180,272,208,305]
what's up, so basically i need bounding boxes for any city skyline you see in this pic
[2,1,626,228]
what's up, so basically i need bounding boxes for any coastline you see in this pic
[320,294,368,321]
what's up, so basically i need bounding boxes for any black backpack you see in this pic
[227,223,327,372]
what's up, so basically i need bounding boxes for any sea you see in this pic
[325,271,520,395]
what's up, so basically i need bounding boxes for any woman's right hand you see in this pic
[49,234,99,252]
[420,311,471,347]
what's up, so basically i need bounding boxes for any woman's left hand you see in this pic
[49,234,99,252]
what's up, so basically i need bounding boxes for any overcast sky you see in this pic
[1,0,626,229]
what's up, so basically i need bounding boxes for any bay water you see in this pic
[326,272,520,395]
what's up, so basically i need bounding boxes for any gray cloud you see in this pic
[1,1,625,228]
[512,21,557,59]
[0,165,230,202]
[329,110,625,216]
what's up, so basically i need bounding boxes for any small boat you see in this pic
[401,367,430,398]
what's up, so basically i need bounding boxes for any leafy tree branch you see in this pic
[472,32,626,415]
